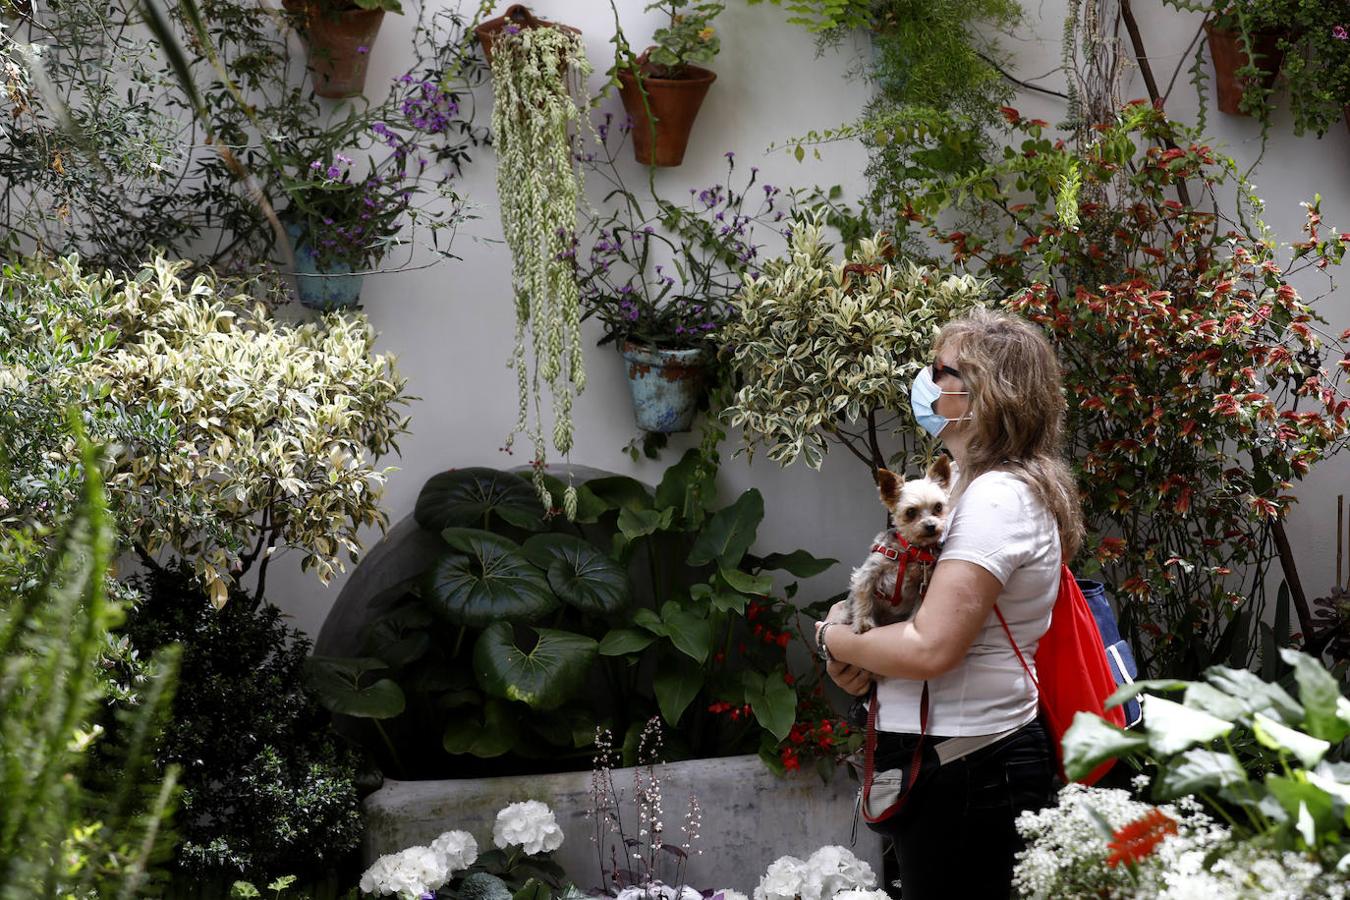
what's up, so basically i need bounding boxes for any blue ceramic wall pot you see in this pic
[285,223,365,311]
[620,341,709,433]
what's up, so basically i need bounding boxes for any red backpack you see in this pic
[995,564,1126,784]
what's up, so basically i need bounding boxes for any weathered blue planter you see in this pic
[620,342,709,433]
[286,223,365,311]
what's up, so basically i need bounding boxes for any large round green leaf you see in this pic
[425,529,557,626]
[304,656,406,719]
[473,622,598,711]
[443,698,520,758]
[362,605,434,667]
[415,467,546,532]
[521,534,629,615]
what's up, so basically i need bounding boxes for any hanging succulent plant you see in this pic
[487,19,593,517]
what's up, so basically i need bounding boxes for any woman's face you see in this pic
[932,344,970,433]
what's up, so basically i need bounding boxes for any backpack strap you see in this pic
[993,604,1039,695]
[860,680,929,823]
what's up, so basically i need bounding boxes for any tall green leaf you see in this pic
[687,489,764,567]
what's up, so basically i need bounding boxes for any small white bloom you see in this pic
[754,855,810,900]
[494,800,565,855]
[711,890,750,900]
[430,829,478,873]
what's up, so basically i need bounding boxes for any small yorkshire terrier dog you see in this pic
[843,456,953,632]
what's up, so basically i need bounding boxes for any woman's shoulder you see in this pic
[957,469,1035,510]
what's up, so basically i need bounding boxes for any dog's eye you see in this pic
[904,508,918,521]
[933,503,943,515]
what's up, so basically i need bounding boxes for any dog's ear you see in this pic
[876,468,903,506]
[926,455,952,489]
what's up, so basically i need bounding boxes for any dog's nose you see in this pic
[924,522,938,536]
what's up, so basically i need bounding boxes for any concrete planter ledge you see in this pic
[363,754,882,894]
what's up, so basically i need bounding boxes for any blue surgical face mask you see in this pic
[910,365,971,437]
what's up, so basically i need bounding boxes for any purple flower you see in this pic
[1335,24,1349,40]
[505,23,521,34]
[326,164,341,179]
[357,45,369,54]
[724,151,734,160]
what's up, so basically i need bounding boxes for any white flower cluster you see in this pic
[753,846,878,900]
[1014,783,1349,900]
[615,882,704,900]
[494,800,566,856]
[359,830,478,900]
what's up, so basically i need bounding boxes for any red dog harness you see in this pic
[871,532,937,607]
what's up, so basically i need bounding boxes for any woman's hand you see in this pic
[815,602,874,696]
[827,659,873,696]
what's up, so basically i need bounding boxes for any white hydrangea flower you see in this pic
[358,845,452,899]
[754,855,811,900]
[712,890,750,900]
[805,845,876,900]
[615,882,701,900]
[430,829,478,873]
[832,891,889,900]
[494,800,565,855]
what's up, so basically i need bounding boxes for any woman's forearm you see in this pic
[824,620,954,681]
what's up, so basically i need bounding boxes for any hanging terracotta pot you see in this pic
[1204,23,1284,116]
[305,5,385,99]
[620,342,709,433]
[474,4,581,66]
[616,53,717,168]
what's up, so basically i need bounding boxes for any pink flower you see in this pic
[1334,25,1349,41]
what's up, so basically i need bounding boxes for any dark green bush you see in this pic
[117,561,363,888]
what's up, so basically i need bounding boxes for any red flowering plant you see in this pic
[899,102,1350,678]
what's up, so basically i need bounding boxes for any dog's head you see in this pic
[876,456,953,548]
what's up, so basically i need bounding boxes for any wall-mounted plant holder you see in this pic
[474,4,580,66]
[617,51,717,168]
[1204,23,1283,116]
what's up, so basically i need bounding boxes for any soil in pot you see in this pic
[617,59,717,168]
[306,5,385,99]
[1204,23,1284,116]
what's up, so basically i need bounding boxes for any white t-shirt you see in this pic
[874,469,1061,736]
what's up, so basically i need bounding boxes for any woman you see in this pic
[814,307,1083,898]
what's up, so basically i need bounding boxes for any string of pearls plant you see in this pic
[489,23,594,517]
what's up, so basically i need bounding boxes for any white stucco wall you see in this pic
[265,0,1350,646]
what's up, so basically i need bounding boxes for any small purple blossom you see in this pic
[1335,24,1349,40]
[357,45,370,54]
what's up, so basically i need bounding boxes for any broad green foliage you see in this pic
[721,213,987,472]
[1062,649,1350,868]
[489,24,593,514]
[1,432,178,899]
[309,456,856,780]
[0,255,409,605]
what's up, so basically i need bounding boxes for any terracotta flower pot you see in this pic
[474,3,580,66]
[617,58,717,168]
[1204,23,1284,116]
[306,6,385,99]
[620,342,709,433]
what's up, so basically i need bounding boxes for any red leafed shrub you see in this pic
[904,103,1350,677]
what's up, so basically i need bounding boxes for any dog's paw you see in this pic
[853,614,876,634]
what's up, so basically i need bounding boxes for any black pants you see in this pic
[868,718,1057,899]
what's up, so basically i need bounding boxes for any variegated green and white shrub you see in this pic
[0,255,409,605]
[720,213,986,474]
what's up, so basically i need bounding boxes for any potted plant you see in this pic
[276,76,471,310]
[473,3,580,64]
[296,0,404,99]
[574,142,788,433]
[1282,18,1350,137]
[616,0,725,167]
[482,10,594,512]
[1165,1,1290,117]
